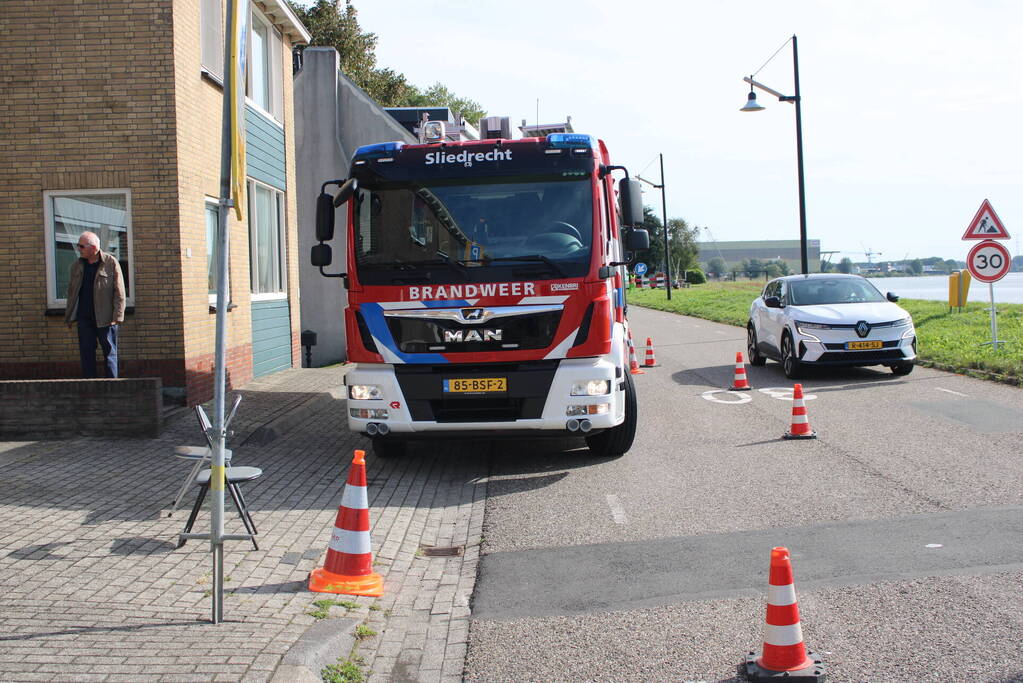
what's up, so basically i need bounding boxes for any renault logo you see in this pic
[855,321,871,338]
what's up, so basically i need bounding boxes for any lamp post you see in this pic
[637,154,672,299]
[741,34,809,275]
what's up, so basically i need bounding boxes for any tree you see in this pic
[1012,255,1023,272]
[819,259,835,273]
[707,257,726,278]
[290,0,484,119]
[837,257,853,274]
[909,259,923,275]
[639,208,699,279]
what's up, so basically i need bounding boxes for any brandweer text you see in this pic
[407,282,536,300]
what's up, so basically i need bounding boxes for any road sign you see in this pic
[962,199,1010,240]
[634,262,648,276]
[966,239,1011,283]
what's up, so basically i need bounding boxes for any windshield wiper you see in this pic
[484,254,566,277]
[411,257,470,280]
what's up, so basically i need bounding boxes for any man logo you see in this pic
[461,308,484,321]
[444,329,503,343]
[855,321,871,338]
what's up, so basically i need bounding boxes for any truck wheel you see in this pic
[585,372,637,458]
[372,437,407,458]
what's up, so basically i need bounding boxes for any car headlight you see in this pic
[893,317,913,327]
[796,321,831,335]
[349,384,383,400]
[571,379,610,396]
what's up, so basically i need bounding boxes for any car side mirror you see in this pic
[886,292,899,302]
[764,296,782,308]
[315,192,335,242]
[625,228,649,252]
[618,179,644,227]
[311,243,332,267]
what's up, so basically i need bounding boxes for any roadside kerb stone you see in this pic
[0,366,489,682]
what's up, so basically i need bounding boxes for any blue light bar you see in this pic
[546,133,595,149]
[353,141,405,159]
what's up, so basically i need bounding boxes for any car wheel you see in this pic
[371,437,407,458]
[585,372,637,458]
[781,333,803,380]
[747,323,767,366]
[890,361,914,376]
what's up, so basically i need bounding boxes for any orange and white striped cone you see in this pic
[745,547,825,681]
[308,450,384,597]
[783,383,816,439]
[643,337,659,367]
[729,351,752,391]
[627,331,645,375]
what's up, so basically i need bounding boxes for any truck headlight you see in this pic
[567,404,609,416]
[571,380,610,396]
[350,408,389,419]
[349,384,383,400]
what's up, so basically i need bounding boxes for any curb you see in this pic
[270,616,360,683]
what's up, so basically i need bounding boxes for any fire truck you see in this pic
[312,120,649,458]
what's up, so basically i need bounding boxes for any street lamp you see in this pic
[637,154,672,299]
[740,34,809,275]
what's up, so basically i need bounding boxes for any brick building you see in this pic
[0,0,310,404]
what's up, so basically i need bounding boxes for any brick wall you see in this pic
[0,378,163,439]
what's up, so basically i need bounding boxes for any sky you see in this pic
[351,0,1022,264]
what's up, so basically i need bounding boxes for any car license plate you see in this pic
[845,340,883,350]
[443,378,507,393]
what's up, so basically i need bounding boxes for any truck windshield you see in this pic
[353,178,593,285]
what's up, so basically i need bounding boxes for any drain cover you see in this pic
[419,545,464,557]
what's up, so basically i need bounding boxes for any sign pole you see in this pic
[986,282,1002,350]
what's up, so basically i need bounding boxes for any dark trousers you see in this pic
[77,320,118,378]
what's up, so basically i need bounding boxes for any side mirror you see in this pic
[764,296,782,308]
[886,292,899,302]
[311,243,332,267]
[625,228,649,252]
[618,178,644,227]
[315,192,335,242]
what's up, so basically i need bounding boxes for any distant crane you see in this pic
[860,243,882,264]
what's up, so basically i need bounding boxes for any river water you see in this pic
[869,272,1023,303]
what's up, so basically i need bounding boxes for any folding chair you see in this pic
[168,402,234,515]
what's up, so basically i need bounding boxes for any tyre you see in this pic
[371,437,407,458]
[585,371,637,458]
[747,323,767,366]
[781,332,803,380]
[890,361,914,376]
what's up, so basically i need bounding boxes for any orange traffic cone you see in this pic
[729,351,752,391]
[783,384,816,439]
[745,547,825,681]
[643,337,659,367]
[627,330,645,375]
[309,450,384,597]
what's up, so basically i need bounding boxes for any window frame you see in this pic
[200,0,224,83]
[246,6,284,125]
[206,198,233,307]
[43,188,136,309]
[247,179,287,301]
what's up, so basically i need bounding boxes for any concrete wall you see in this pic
[294,48,416,367]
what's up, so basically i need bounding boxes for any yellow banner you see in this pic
[229,0,249,220]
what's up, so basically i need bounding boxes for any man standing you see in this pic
[64,231,126,378]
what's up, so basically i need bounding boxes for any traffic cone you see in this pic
[627,330,645,375]
[745,547,825,682]
[783,384,816,439]
[643,337,659,367]
[729,351,752,390]
[309,450,384,597]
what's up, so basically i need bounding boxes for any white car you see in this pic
[747,274,917,378]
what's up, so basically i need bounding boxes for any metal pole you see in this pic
[211,0,236,625]
[659,154,672,300]
[792,35,809,274]
[989,282,999,348]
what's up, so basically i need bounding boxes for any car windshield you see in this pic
[352,178,592,285]
[787,278,886,305]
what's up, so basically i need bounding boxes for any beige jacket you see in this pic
[65,251,126,327]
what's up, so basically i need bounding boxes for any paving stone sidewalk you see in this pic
[0,366,489,682]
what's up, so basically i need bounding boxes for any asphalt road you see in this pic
[464,305,1023,682]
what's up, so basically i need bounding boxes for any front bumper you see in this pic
[793,326,917,366]
[345,357,626,435]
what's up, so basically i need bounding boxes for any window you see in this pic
[200,0,224,81]
[248,181,286,296]
[247,8,283,120]
[44,190,134,308]
[206,200,231,305]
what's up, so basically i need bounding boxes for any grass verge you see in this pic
[627,282,1023,384]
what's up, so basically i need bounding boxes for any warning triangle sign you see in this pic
[962,199,1010,240]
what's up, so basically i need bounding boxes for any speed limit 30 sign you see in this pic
[966,239,1012,283]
